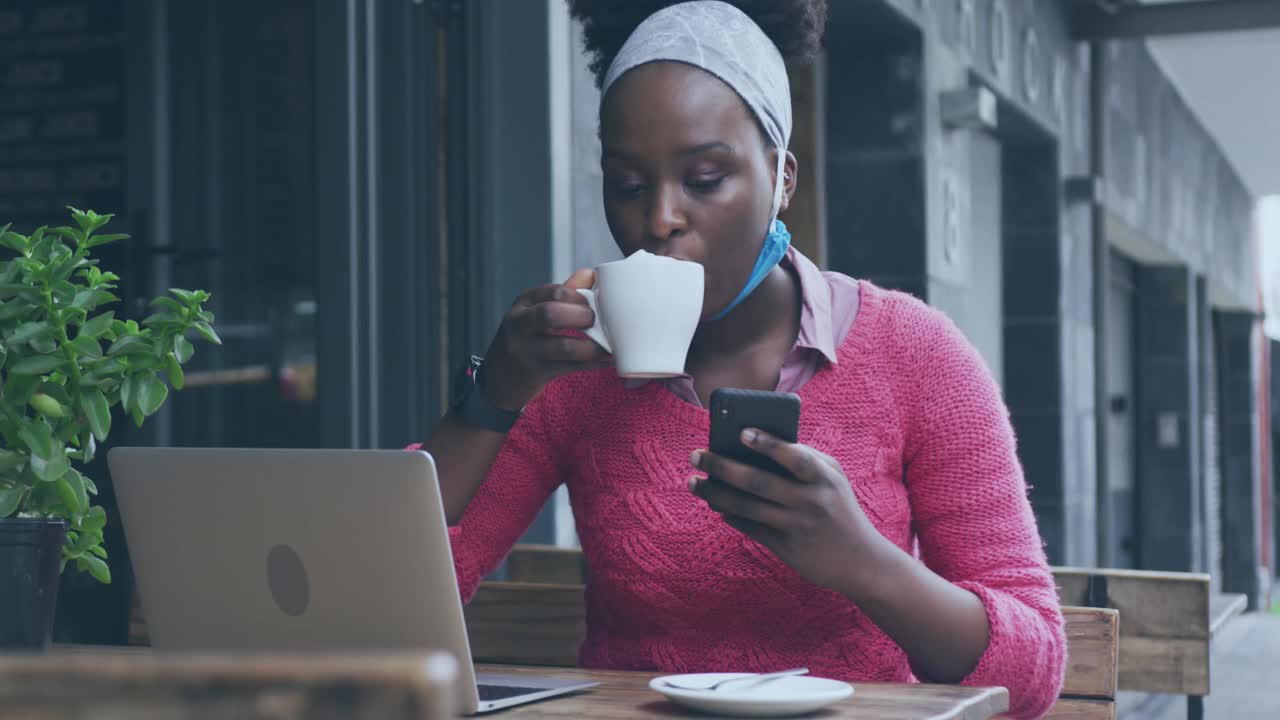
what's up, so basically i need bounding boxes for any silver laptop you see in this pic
[108,447,597,714]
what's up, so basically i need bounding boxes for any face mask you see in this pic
[708,218,791,322]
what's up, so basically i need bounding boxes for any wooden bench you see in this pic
[464,579,1118,718]
[1045,607,1120,719]
[1052,566,1248,720]
[464,581,585,666]
[489,546,1123,718]
[504,546,1247,718]
[505,544,589,585]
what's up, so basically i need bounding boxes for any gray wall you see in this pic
[567,19,620,271]
[469,0,556,341]
[1217,310,1264,606]
[1133,265,1201,571]
[1098,41,1259,586]
[1100,41,1255,310]
[828,0,1094,564]
[935,132,1003,387]
[838,0,1260,573]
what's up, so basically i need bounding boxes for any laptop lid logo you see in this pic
[266,544,310,616]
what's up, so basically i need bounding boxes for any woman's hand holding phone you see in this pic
[690,389,885,595]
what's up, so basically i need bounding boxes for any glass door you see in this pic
[156,0,320,449]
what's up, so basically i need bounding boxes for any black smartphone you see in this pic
[708,388,801,477]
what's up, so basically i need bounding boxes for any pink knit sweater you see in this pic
[440,282,1065,719]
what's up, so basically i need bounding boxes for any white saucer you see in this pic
[649,673,854,717]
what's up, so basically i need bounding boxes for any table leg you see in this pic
[1188,694,1204,720]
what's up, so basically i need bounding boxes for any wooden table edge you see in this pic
[33,652,1011,719]
[942,685,1010,719]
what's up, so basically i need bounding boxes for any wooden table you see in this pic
[3,648,460,719]
[17,646,1008,719]
[477,664,1009,719]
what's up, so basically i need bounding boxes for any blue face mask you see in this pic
[708,219,792,322]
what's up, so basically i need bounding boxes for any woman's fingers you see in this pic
[526,299,595,332]
[690,450,804,506]
[518,283,591,309]
[690,474,792,529]
[535,334,611,364]
[561,268,596,290]
[737,429,839,483]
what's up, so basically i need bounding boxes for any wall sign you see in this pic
[942,169,965,266]
[957,0,976,54]
[1021,28,1042,104]
[925,0,1079,137]
[1051,56,1067,131]
[990,0,1011,83]
[0,1,126,232]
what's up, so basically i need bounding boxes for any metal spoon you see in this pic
[662,667,810,692]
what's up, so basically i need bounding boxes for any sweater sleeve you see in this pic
[895,299,1066,720]
[407,380,572,603]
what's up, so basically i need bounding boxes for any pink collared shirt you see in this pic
[625,246,862,406]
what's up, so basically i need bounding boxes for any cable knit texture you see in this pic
[435,282,1066,719]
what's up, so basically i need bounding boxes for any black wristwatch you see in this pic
[451,355,522,433]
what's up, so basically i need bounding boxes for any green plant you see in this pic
[0,207,220,583]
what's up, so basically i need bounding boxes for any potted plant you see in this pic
[0,208,219,649]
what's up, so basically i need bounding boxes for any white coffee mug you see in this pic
[575,251,704,378]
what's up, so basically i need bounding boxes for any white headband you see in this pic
[602,1,792,222]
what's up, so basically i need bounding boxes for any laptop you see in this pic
[108,446,598,714]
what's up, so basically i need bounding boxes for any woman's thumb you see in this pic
[562,268,595,290]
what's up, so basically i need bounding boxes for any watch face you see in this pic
[451,357,480,409]
[449,354,520,431]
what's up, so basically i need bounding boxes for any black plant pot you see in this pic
[0,517,67,650]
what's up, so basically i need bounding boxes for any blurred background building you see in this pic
[1,0,1275,641]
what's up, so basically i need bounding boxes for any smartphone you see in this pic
[708,388,802,478]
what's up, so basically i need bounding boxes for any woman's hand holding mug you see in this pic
[482,269,612,411]
[483,251,704,410]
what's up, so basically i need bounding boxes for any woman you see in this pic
[418,1,1065,717]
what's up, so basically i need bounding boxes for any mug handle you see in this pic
[576,288,612,354]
